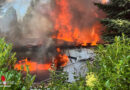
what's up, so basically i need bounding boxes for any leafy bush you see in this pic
[0,38,16,70]
[0,38,35,90]
[88,34,130,89]
[43,68,86,90]
[43,35,129,90]
[45,68,69,89]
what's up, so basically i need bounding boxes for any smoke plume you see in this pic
[0,0,105,61]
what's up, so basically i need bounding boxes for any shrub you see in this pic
[0,38,16,70]
[0,38,35,90]
[88,34,130,89]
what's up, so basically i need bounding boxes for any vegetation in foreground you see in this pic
[0,38,35,90]
[0,0,129,89]
[0,35,129,90]
[43,35,129,90]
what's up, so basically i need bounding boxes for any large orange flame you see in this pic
[15,51,69,71]
[15,0,107,71]
[14,58,52,72]
[52,0,103,46]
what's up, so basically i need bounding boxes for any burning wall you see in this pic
[0,0,106,46]
[0,0,107,80]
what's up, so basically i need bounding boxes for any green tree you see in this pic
[95,0,130,42]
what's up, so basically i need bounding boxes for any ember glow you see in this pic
[54,54,69,67]
[15,51,69,71]
[54,48,69,67]
[52,0,103,46]
[14,58,52,72]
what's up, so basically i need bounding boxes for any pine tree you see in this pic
[95,0,130,42]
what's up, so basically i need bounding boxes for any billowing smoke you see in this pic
[51,0,105,46]
[0,0,55,61]
[0,0,106,61]
[0,0,53,46]
[52,0,104,28]
[20,0,55,61]
[70,0,105,28]
[0,0,32,46]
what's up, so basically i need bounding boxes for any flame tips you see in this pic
[52,0,102,46]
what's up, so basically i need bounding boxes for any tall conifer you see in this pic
[95,0,130,42]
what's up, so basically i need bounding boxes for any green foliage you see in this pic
[102,19,130,42]
[43,69,86,90]
[115,9,130,19]
[46,70,69,89]
[0,38,16,69]
[41,35,129,90]
[95,0,130,18]
[0,38,35,90]
[102,19,130,33]
[88,35,130,89]
[95,0,130,42]
[0,68,35,90]
[21,66,36,90]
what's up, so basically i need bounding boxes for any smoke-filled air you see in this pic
[0,0,106,62]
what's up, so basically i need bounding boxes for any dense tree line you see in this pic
[95,0,130,42]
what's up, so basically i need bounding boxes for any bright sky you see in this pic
[13,0,31,21]
[1,0,31,21]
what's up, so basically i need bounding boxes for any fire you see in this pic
[14,58,51,72]
[52,0,103,46]
[101,0,108,4]
[54,48,69,67]
[15,49,69,71]
[56,48,61,53]
[54,54,69,68]
[14,0,107,73]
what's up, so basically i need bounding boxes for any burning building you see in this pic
[0,0,107,82]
